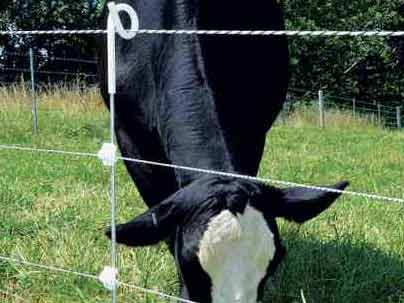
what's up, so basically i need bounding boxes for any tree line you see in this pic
[0,0,101,84]
[0,0,403,107]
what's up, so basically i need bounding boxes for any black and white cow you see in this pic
[98,1,349,302]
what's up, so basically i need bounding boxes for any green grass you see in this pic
[0,85,403,303]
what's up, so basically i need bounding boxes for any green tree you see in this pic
[284,0,404,107]
[0,0,101,83]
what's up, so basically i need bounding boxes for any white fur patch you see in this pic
[198,205,276,303]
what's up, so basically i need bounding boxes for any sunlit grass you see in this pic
[0,86,403,303]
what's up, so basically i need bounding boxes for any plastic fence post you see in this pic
[29,48,38,134]
[318,90,325,128]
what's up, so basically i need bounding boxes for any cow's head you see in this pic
[107,176,348,303]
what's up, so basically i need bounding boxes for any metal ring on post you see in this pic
[107,2,139,40]
[107,2,139,95]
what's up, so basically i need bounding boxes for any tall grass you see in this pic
[285,104,381,131]
[0,82,102,113]
[0,87,403,303]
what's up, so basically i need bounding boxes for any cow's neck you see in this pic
[173,0,286,178]
[166,0,274,28]
[158,0,286,186]
[158,55,236,187]
[157,1,243,187]
[168,0,278,29]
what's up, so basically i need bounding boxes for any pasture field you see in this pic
[0,85,403,303]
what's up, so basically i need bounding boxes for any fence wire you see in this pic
[0,144,402,204]
[1,52,97,64]
[0,255,198,303]
[0,67,97,78]
[287,88,403,130]
[1,11,404,303]
[2,29,404,37]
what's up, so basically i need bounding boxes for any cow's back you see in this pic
[198,0,289,175]
[98,0,289,205]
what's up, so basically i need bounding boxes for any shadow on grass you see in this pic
[265,233,404,303]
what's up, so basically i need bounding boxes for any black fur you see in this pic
[98,1,348,302]
[98,0,289,206]
[105,176,348,302]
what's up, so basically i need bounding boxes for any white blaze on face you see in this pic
[197,205,276,303]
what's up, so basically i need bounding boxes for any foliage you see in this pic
[284,0,404,106]
[0,0,101,83]
[0,1,404,106]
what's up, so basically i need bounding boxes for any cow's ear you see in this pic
[275,181,349,223]
[105,196,191,247]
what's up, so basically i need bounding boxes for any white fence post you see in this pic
[397,106,402,129]
[318,90,325,128]
[371,100,376,124]
[29,48,38,134]
[377,104,381,125]
[106,3,139,303]
[107,17,118,303]
[352,97,356,118]
[279,93,290,124]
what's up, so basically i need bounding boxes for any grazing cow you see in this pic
[98,1,349,302]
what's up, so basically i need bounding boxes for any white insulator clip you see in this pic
[99,266,119,291]
[106,2,139,95]
[107,2,139,40]
[98,143,117,166]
